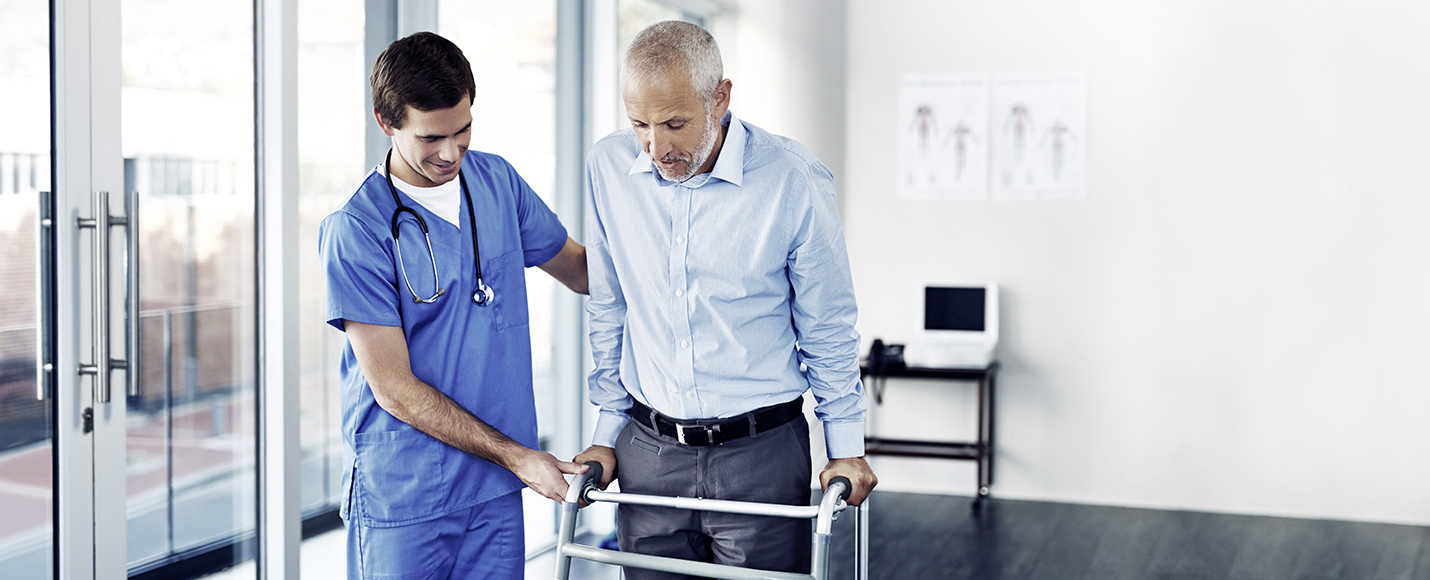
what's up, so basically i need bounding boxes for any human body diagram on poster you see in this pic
[991,72,1086,200]
[897,73,990,200]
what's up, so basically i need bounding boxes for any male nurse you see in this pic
[319,31,588,580]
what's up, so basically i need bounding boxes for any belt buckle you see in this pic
[675,422,720,446]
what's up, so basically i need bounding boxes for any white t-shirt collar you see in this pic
[385,166,462,229]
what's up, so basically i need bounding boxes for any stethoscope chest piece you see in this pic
[473,280,494,306]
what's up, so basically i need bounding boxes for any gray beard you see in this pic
[659,115,719,183]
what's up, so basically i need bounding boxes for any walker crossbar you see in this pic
[583,489,840,519]
[553,462,867,580]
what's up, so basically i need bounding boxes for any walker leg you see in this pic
[854,501,869,580]
[811,532,831,580]
[553,502,578,580]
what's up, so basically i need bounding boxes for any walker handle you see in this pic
[583,461,604,488]
[829,476,853,502]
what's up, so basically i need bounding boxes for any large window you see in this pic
[297,0,365,519]
[0,0,53,576]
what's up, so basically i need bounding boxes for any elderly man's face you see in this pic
[624,72,730,182]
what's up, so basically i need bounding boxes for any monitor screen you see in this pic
[925,287,986,332]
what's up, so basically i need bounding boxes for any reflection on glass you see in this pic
[297,0,364,516]
[0,0,53,577]
[122,0,258,574]
[438,0,559,554]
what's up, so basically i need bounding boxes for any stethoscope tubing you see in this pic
[385,149,493,306]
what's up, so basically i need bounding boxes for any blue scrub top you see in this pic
[319,150,567,528]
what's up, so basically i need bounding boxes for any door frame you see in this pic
[52,0,126,578]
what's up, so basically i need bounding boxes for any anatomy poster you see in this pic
[898,73,989,200]
[991,71,1087,200]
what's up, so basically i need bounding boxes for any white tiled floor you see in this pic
[197,528,346,580]
[201,525,620,580]
[202,486,623,579]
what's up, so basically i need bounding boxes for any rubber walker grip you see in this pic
[583,461,604,486]
[829,476,853,501]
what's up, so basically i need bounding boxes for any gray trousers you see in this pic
[614,412,813,580]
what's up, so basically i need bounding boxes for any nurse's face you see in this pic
[623,71,730,182]
[377,96,473,188]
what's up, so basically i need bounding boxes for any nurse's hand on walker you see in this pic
[572,445,617,491]
[347,320,590,503]
[506,448,589,503]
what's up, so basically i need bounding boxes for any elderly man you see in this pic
[574,20,877,578]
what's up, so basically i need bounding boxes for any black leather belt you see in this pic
[628,398,803,446]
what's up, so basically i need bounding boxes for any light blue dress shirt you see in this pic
[585,111,866,459]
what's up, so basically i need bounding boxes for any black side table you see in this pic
[860,361,999,507]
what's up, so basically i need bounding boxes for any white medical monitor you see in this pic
[904,281,999,368]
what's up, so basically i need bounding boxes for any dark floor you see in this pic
[823,492,1430,580]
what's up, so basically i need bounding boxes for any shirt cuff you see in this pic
[592,411,631,449]
[823,420,866,459]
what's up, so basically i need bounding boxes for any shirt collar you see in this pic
[626,111,746,188]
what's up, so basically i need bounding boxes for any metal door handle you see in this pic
[77,191,110,402]
[37,191,54,401]
[77,190,138,403]
[119,191,139,398]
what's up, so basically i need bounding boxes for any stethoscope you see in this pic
[386,149,495,306]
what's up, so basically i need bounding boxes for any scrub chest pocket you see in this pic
[484,250,529,330]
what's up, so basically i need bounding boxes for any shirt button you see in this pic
[685,392,694,399]
[675,289,684,297]
[676,236,685,244]
[680,340,689,348]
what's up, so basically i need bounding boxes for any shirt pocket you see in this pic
[485,250,530,331]
[353,428,447,526]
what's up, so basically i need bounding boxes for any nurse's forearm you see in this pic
[345,320,582,501]
[377,374,527,464]
[345,320,522,464]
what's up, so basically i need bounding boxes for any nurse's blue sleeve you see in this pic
[504,162,568,267]
[319,210,403,331]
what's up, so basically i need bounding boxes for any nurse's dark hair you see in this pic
[370,32,475,130]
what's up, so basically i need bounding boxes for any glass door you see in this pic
[121,0,259,575]
[0,0,55,576]
[38,0,261,577]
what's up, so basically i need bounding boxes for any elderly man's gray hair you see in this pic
[623,20,724,106]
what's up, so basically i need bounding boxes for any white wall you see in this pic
[709,0,846,195]
[843,0,1430,525]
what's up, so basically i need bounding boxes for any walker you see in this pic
[553,462,869,580]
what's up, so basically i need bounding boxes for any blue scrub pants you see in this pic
[347,490,524,580]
